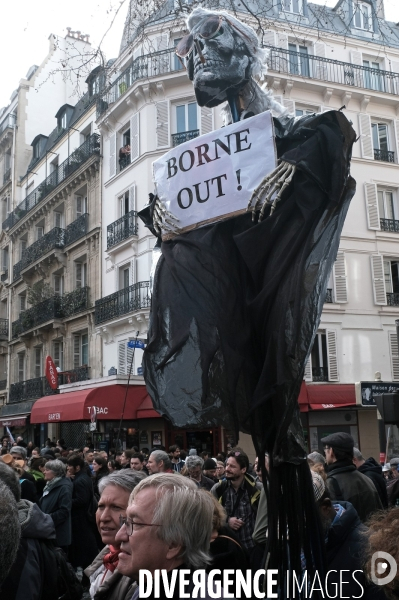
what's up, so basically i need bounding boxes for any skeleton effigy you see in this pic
[139,7,356,592]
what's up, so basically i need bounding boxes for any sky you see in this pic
[0,0,398,109]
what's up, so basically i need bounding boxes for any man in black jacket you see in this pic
[353,447,388,508]
[321,432,382,522]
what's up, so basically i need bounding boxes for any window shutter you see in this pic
[76,196,82,218]
[156,101,169,148]
[326,329,339,381]
[277,33,288,50]
[73,335,80,368]
[263,30,276,47]
[54,341,60,364]
[333,252,348,303]
[54,275,61,295]
[350,51,362,65]
[129,185,136,212]
[131,258,136,285]
[313,41,327,80]
[127,344,134,376]
[118,341,127,375]
[76,263,82,288]
[54,212,62,228]
[364,182,380,229]
[283,99,295,115]
[394,120,399,165]
[156,34,168,51]
[109,133,116,178]
[200,106,213,135]
[303,355,312,381]
[358,114,373,159]
[389,332,399,381]
[371,255,387,305]
[130,113,139,162]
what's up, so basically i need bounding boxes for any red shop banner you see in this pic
[45,356,58,390]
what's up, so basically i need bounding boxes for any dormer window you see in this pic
[32,140,40,159]
[58,112,67,130]
[353,1,373,31]
[282,0,303,14]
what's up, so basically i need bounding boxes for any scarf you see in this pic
[42,476,62,496]
[103,545,119,574]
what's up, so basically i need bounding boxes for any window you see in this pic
[73,332,89,368]
[310,332,328,381]
[20,239,27,260]
[76,261,87,288]
[17,353,25,382]
[76,195,88,218]
[58,112,67,131]
[288,44,310,77]
[372,123,394,162]
[384,260,399,295]
[53,340,64,371]
[26,182,34,198]
[119,128,131,172]
[282,0,303,13]
[176,103,197,133]
[173,38,184,71]
[32,141,40,160]
[20,294,26,313]
[295,108,314,117]
[353,1,373,31]
[34,347,42,378]
[378,190,396,221]
[54,211,63,228]
[89,76,100,97]
[2,247,8,271]
[54,274,64,296]
[36,225,44,240]
[120,265,130,289]
[363,60,382,91]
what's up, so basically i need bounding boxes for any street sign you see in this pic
[137,367,143,376]
[355,382,399,407]
[127,340,145,349]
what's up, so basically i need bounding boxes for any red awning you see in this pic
[306,384,356,410]
[298,381,309,412]
[30,385,160,423]
[136,395,161,419]
[2,417,27,427]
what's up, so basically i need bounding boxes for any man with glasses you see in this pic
[321,432,382,522]
[115,473,224,599]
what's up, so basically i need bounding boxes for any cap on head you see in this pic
[320,432,354,453]
[189,449,197,456]
[311,471,326,502]
[389,457,399,467]
[203,458,217,470]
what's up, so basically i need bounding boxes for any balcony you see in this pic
[107,210,138,250]
[312,367,329,382]
[1,270,8,282]
[58,365,90,385]
[95,281,150,325]
[20,227,65,273]
[12,287,90,338]
[13,261,23,282]
[172,130,200,147]
[3,168,11,186]
[387,293,399,306]
[9,376,55,404]
[380,219,399,233]
[65,213,89,246]
[374,149,395,163]
[325,288,333,303]
[0,319,8,339]
[3,133,100,230]
[0,380,6,391]
[119,153,130,172]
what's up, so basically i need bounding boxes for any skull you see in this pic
[186,17,253,108]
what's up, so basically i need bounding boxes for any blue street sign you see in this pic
[137,367,143,376]
[127,340,145,349]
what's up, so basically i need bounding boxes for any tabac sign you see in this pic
[154,111,277,241]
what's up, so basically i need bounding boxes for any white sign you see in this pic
[153,111,277,240]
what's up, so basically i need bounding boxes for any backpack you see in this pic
[40,540,83,600]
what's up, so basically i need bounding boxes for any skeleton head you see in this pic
[185,8,266,108]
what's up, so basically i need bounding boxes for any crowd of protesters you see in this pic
[1,432,399,599]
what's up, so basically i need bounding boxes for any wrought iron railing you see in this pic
[172,130,200,147]
[65,213,89,246]
[0,319,8,337]
[12,287,90,338]
[380,218,399,232]
[1,270,8,282]
[20,227,65,272]
[0,380,6,391]
[13,260,23,282]
[374,149,395,163]
[61,286,90,318]
[0,113,16,137]
[9,376,55,403]
[119,154,130,171]
[312,367,329,382]
[387,293,399,306]
[95,281,151,325]
[266,46,399,94]
[325,288,333,303]
[59,365,90,385]
[3,134,100,230]
[97,46,399,119]
[107,210,138,249]
[3,168,11,185]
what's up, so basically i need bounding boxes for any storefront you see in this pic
[0,400,43,446]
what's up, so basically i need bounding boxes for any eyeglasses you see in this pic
[119,515,161,536]
[175,15,224,61]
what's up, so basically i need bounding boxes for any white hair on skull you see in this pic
[187,7,268,78]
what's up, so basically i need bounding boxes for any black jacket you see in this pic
[358,457,388,508]
[39,476,73,547]
[69,470,98,569]
[325,501,386,600]
[326,459,382,522]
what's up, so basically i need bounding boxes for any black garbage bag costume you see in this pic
[138,8,356,594]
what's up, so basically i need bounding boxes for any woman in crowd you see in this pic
[92,455,110,499]
[29,456,46,498]
[39,459,73,553]
[85,469,146,599]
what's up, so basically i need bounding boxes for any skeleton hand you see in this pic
[153,196,180,237]
[248,162,296,222]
